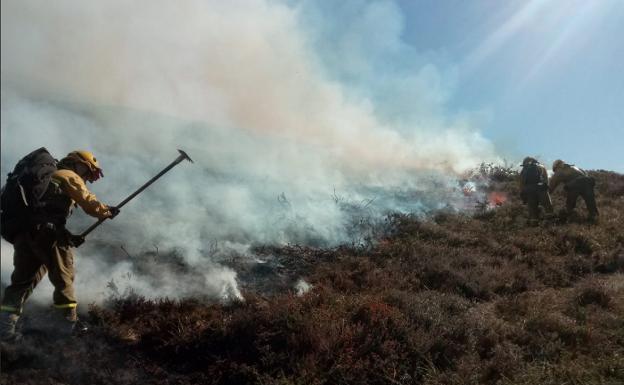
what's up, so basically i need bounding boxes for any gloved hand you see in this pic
[108,206,120,218]
[69,234,85,248]
[63,229,85,248]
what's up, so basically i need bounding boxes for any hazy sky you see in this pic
[3,0,622,172]
[397,0,623,171]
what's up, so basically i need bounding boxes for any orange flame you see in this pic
[488,191,507,207]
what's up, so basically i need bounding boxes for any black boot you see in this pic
[53,307,79,337]
[0,312,22,342]
[73,318,89,334]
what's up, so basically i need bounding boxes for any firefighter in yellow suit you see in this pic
[1,151,119,341]
[549,159,599,222]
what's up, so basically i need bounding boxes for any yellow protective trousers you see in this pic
[1,230,77,319]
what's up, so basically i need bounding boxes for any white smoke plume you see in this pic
[295,279,313,296]
[1,0,498,304]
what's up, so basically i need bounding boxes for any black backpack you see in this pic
[0,147,57,243]
[521,161,543,186]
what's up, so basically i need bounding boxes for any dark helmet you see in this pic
[522,156,538,166]
[552,159,565,172]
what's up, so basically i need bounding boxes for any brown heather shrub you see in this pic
[2,170,624,385]
[576,281,612,308]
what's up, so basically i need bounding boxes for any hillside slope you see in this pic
[2,170,623,385]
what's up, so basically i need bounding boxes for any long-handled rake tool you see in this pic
[80,149,194,238]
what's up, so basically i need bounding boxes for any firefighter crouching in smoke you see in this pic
[0,151,119,341]
[519,157,554,225]
[549,159,598,222]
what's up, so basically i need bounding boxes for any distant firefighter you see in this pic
[519,157,553,224]
[0,149,119,342]
[550,159,598,222]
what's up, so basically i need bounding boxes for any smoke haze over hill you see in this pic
[1,0,498,303]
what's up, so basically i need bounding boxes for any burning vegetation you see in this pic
[1,167,624,385]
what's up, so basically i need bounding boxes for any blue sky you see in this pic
[299,0,623,171]
[398,0,624,171]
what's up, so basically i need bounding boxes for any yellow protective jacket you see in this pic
[549,164,586,193]
[50,169,112,219]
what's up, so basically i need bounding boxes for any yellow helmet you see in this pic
[552,159,565,172]
[67,150,104,181]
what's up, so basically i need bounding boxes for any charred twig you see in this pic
[120,245,134,259]
[362,196,377,209]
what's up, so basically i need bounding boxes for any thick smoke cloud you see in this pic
[1,0,498,304]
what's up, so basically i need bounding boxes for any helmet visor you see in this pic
[91,167,104,181]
